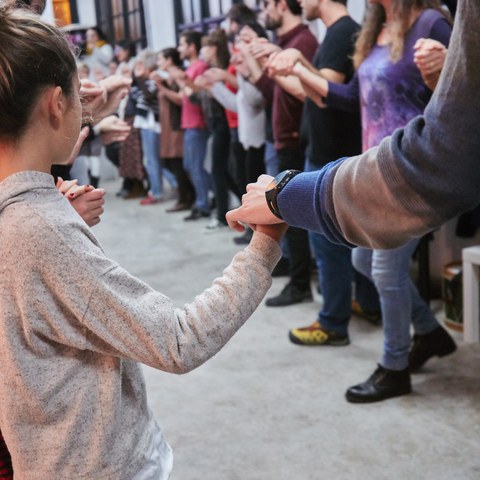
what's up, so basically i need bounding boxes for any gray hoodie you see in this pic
[0,171,281,479]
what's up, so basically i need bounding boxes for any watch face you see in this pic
[266,177,278,191]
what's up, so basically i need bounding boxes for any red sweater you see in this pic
[225,64,239,129]
[256,23,317,150]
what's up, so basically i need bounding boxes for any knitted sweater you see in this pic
[0,171,281,479]
[277,0,480,249]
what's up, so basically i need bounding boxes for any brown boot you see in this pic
[124,180,147,199]
[166,202,192,212]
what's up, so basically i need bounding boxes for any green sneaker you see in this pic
[289,321,350,346]
[351,300,382,326]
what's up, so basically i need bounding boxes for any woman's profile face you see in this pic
[157,53,168,70]
[201,44,216,64]
[116,46,128,62]
[63,76,82,155]
[86,29,99,45]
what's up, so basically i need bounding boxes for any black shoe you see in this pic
[409,326,457,372]
[265,282,313,307]
[346,365,411,403]
[233,229,253,245]
[272,257,289,277]
[167,202,192,213]
[184,208,210,221]
[89,175,99,189]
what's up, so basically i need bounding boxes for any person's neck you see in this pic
[276,13,302,36]
[0,132,54,182]
[0,150,50,182]
[188,53,199,63]
[321,4,349,29]
[382,0,393,23]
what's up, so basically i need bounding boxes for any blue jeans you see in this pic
[352,241,440,371]
[140,129,163,199]
[264,141,279,177]
[183,128,211,212]
[305,157,378,333]
[310,232,352,335]
[305,158,352,335]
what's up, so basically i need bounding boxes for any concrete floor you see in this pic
[95,179,480,480]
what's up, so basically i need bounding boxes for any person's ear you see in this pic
[47,86,66,128]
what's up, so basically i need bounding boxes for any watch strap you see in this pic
[265,169,301,220]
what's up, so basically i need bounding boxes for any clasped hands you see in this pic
[61,75,132,166]
[226,175,287,242]
[56,178,105,227]
[247,37,304,78]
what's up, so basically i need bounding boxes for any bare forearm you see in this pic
[162,88,183,105]
[273,75,306,102]
[223,71,238,89]
[295,63,329,99]
[244,55,264,83]
[301,81,326,108]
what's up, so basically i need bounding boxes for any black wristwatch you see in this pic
[265,169,301,220]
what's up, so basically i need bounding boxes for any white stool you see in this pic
[462,246,480,342]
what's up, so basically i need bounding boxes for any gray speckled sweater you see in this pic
[0,171,281,479]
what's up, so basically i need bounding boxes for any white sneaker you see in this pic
[204,218,228,234]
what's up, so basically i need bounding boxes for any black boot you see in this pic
[271,257,290,277]
[265,282,313,307]
[89,175,100,189]
[346,365,411,403]
[409,326,457,372]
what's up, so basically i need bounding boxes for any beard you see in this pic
[265,15,282,31]
[305,11,318,21]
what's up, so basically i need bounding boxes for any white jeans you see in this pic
[132,420,173,480]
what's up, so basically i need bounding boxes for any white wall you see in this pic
[77,0,96,27]
[40,0,54,23]
[144,0,177,51]
[348,0,366,24]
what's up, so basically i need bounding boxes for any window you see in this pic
[95,0,146,50]
[175,0,262,36]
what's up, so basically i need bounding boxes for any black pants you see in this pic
[245,145,266,186]
[230,128,247,194]
[163,157,195,205]
[210,121,241,223]
[229,129,266,194]
[277,146,311,291]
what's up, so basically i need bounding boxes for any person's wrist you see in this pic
[292,61,303,76]
[255,224,286,243]
[265,169,301,220]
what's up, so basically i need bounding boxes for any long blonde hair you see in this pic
[352,0,450,69]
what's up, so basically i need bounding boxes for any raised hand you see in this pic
[69,188,106,227]
[56,178,106,227]
[414,38,447,91]
[266,48,303,77]
[96,115,131,145]
[226,175,285,233]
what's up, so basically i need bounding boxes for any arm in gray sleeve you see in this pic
[210,82,238,112]
[82,232,281,373]
[326,0,480,248]
[238,75,265,109]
